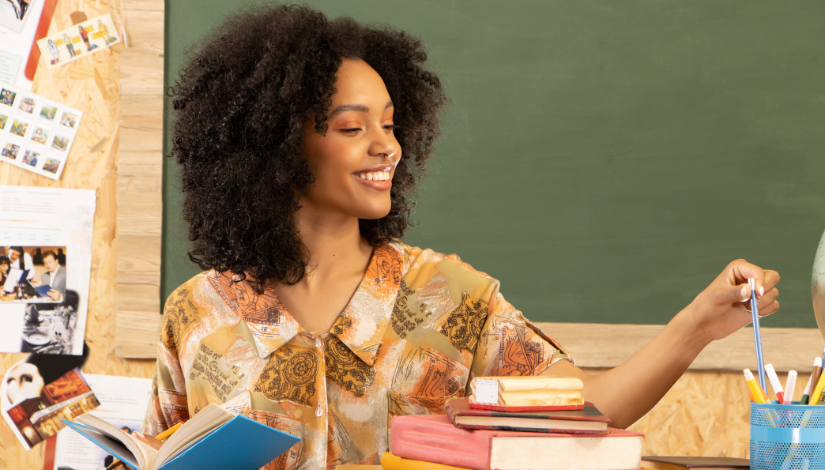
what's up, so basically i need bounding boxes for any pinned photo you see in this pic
[10,119,28,137]
[39,106,58,121]
[42,158,61,175]
[1,143,20,160]
[59,112,77,129]
[0,345,98,450]
[21,150,39,167]
[37,13,121,70]
[18,97,35,114]
[30,127,48,145]
[52,135,69,152]
[0,0,38,33]
[0,114,7,130]
[0,88,15,106]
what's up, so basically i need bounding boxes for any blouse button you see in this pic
[315,405,323,417]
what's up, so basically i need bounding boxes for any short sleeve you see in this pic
[470,285,574,378]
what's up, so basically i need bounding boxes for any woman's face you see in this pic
[300,58,401,221]
[0,262,8,274]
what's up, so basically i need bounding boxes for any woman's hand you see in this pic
[681,259,780,342]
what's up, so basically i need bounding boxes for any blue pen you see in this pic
[749,277,767,392]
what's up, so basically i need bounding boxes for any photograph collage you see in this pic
[0,83,83,180]
[0,185,96,358]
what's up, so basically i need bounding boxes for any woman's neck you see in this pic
[268,203,374,334]
[293,207,372,288]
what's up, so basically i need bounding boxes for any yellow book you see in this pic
[381,452,472,470]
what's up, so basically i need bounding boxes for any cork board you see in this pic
[0,0,158,468]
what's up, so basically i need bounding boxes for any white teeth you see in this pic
[357,171,390,181]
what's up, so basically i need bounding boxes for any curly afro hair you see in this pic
[170,5,446,290]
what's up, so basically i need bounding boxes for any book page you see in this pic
[76,413,149,470]
[152,403,233,469]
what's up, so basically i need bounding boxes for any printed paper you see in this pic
[37,13,120,69]
[475,379,499,404]
[50,375,152,469]
[0,0,46,89]
[0,354,100,450]
[0,186,96,356]
[0,82,83,180]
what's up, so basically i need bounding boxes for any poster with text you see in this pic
[0,82,83,179]
[0,0,48,89]
[0,186,96,355]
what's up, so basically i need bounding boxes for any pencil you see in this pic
[749,278,767,392]
[105,422,183,470]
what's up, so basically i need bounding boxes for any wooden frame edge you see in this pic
[537,322,822,371]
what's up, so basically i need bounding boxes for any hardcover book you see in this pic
[390,414,643,470]
[641,456,750,470]
[445,397,609,434]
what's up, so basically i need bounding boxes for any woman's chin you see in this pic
[354,205,393,221]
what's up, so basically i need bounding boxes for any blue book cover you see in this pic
[63,413,300,470]
[33,284,51,297]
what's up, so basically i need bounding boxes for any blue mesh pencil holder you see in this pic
[750,401,825,470]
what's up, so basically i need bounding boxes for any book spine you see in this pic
[391,417,492,470]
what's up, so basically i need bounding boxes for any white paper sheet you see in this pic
[0,0,45,89]
[0,185,96,355]
[51,375,153,470]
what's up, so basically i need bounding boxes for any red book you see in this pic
[390,414,644,470]
[445,397,609,434]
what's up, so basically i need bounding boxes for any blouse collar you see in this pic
[207,240,404,365]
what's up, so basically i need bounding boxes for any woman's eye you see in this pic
[340,127,361,133]
[383,124,395,131]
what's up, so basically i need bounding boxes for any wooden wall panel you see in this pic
[541,322,824,372]
[115,0,163,358]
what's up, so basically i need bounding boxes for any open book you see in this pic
[62,403,300,470]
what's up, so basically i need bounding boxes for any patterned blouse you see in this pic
[143,241,573,470]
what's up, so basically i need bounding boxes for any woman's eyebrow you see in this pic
[328,100,394,118]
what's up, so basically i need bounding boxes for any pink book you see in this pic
[390,414,643,470]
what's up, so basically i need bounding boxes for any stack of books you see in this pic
[382,377,644,470]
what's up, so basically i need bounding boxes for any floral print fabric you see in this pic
[143,241,573,470]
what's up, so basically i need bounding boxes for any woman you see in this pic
[140,6,779,469]
[0,255,10,288]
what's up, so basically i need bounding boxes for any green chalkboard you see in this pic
[162,0,825,328]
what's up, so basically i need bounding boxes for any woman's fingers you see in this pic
[726,261,780,295]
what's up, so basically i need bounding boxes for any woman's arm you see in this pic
[541,259,780,429]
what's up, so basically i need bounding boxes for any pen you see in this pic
[744,369,767,404]
[749,278,767,392]
[782,370,797,405]
[106,422,183,470]
[765,364,785,403]
[804,357,822,405]
[810,368,825,405]
[800,372,814,405]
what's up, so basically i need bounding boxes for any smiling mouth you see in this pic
[353,166,392,181]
